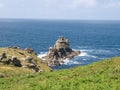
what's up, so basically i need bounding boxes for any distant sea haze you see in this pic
[0,19,120,69]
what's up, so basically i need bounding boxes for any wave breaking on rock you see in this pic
[40,36,80,66]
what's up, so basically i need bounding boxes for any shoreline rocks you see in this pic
[41,36,80,66]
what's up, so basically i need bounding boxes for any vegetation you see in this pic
[0,57,120,90]
[0,47,51,72]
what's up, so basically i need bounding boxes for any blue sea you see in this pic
[0,19,120,69]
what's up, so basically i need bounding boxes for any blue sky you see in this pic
[0,0,120,20]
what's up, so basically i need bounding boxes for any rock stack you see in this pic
[42,36,80,66]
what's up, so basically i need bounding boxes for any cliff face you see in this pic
[42,36,80,66]
[0,47,51,72]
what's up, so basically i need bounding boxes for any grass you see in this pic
[0,57,120,90]
[0,47,51,72]
[0,63,33,78]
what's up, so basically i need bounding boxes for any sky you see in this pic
[0,0,120,20]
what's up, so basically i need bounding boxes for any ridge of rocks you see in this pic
[41,36,80,66]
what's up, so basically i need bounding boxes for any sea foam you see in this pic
[38,52,47,60]
[37,49,98,66]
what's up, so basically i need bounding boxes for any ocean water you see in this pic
[0,19,120,69]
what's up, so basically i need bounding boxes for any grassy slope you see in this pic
[0,63,33,78]
[0,57,120,90]
[0,48,51,73]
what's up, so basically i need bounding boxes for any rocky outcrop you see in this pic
[11,56,22,67]
[41,36,80,66]
[24,48,35,54]
[0,47,51,72]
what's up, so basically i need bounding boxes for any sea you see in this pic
[0,19,120,69]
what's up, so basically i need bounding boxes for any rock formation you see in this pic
[42,36,80,66]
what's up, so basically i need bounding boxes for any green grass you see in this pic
[0,57,120,90]
[0,63,33,78]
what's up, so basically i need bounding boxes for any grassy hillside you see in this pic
[0,63,33,78]
[0,47,51,75]
[0,57,120,90]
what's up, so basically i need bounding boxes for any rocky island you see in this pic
[41,36,80,66]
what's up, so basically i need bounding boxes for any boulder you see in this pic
[11,56,22,67]
[24,48,34,54]
[25,56,33,63]
[0,53,7,61]
[42,36,80,66]
[9,46,20,49]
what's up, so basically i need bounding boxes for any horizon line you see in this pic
[0,18,120,21]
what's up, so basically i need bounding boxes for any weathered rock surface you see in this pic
[0,47,51,72]
[11,56,22,67]
[41,36,80,66]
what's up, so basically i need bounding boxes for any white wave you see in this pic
[37,52,47,59]
[79,52,88,56]
[63,58,81,65]
[80,49,114,56]
[37,48,98,66]
[73,49,97,57]
[78,51,97,58]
